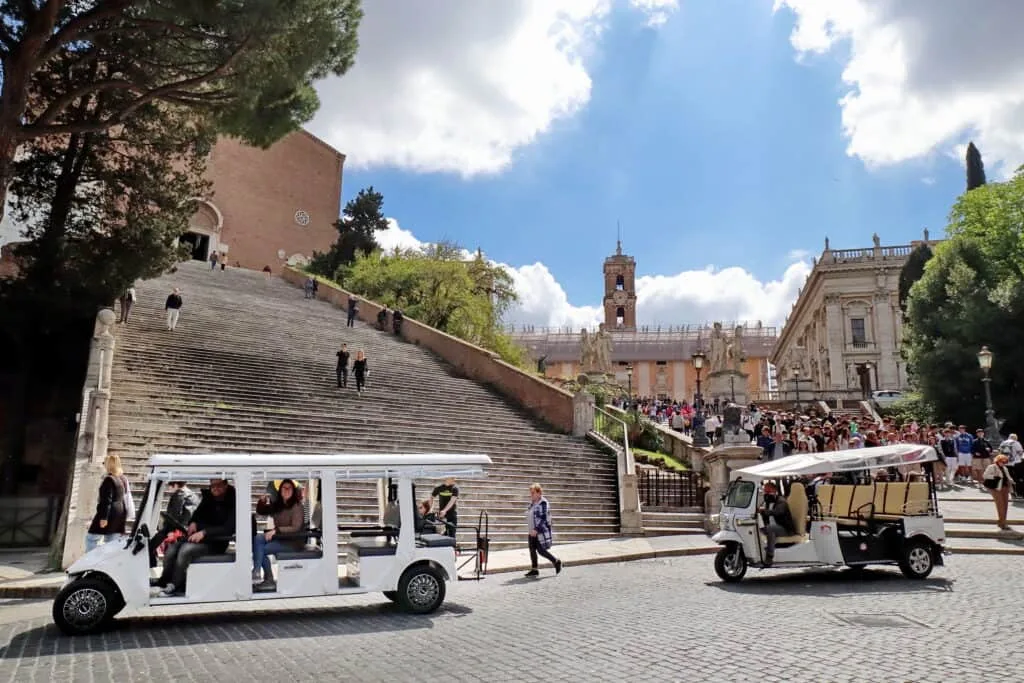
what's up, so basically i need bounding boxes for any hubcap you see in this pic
[724,549,743,575]
[908,547,931,575]
[62,588,107,630]
[407,573,440,608]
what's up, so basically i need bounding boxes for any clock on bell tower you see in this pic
[603,240,637,330]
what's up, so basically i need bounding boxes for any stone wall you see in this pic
[282,268,576,433]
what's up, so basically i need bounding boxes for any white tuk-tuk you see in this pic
[53,453,491,635]
[712,444,947,582]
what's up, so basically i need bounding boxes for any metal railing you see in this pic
[594,407,634,476]
[638,470,704,508]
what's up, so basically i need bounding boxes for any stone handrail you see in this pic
[605,405,712,476]
[284,267,577,433]
[53,308,118,569]
[594,406,635,476]
[590,405,641,534]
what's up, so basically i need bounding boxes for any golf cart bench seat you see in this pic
[417,533,456,548]
[776,482,809,545]
[343,537,397,557]
[193,552,235,564]
[817,482,930,523]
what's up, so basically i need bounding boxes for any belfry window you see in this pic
[615,274,624,290]
[616,307,625,327]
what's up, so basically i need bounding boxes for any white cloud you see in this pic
[774,0,1024,177]
[308,1,674,177]
[375,218,811,330]
[629,0,680,27]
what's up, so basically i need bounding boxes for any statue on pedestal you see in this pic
[579,325,614,375]
[708,322,727,374]
[727,325,746,373]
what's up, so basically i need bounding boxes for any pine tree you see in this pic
[308,187,390,279]
[898,243,934,313]
[966,142,987,191]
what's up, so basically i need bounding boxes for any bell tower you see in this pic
[603,239,637,329]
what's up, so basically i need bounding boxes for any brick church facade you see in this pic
[184,130,345,271]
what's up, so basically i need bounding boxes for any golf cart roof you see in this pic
[731,444,938,481]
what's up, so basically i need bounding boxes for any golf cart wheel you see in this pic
[397,565,446,614]
[52,576,123,636]
[382,591,398,603]
[714,544,747,583]
[898,538,934,579]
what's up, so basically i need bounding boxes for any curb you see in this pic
[0,581,62,600]
[948,545,1024,556]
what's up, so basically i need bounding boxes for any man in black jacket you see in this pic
[148,482,199,568]
[155,479,236,596]
[759,483,795,567]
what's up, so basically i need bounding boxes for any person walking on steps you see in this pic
[346,295,359,327]
[118,285,136,324]
[336,343,350,388]
[525,483,562,577]
[165,287,183,331]
[352,350,368,394]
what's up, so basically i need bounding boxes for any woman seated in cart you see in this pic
[713,444,947,583]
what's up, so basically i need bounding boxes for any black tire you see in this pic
[52,576,123,636]
[382,591,398,603]
[396,565,446,614]
[714,544,747,583]
[898,538,934,579]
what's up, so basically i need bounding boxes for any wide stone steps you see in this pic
[641,510,707,536]
[105,261,620,548]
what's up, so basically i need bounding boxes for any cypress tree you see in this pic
[966,142,987,191]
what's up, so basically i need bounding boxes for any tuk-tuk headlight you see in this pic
[720,514,734,532]
[710,514,720,529]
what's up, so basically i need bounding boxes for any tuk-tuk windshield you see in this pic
[724,480,755,509]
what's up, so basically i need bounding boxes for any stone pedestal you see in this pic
[572,390,595,437]
[619,472,643,535]
[706,370,749,407]
[702,443,762,531]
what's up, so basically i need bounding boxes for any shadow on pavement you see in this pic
[0,600,473,657]
[500,575,557,586]
[708,567,954,596]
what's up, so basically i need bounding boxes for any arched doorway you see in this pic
[181,199,223,261]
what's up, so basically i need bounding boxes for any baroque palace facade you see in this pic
[770,230,939,401]
[508,242,777,403]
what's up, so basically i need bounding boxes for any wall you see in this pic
[283,268,576,433]
[200,131,345,271]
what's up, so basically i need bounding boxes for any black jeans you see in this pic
[528,535,558,569]
[355,372,365,391]
[441,510,457,538]
[148,528,170,568]
[336,367,348,387]
[346,313,355,327]
[119,298,132,322]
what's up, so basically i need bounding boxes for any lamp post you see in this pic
[692,351,710,447]
[977,346,1001,443]
[626,364,634,412]
[792,366,801,411]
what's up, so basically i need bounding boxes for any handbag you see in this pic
[983,476,1001,490]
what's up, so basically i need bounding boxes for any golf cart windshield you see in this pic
[724,480,756,509]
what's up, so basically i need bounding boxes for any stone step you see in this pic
[947,537,1024,555]
[945,523,1024,540]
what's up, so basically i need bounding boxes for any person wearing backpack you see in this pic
[85,454,130,553]
[983,453,1014,530]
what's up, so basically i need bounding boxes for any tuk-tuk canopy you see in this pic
[731,444,938,482]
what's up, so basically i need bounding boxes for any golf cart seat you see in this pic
[776,482,809,545]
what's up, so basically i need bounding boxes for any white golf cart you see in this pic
[53,453,491,635]
[713,444,947,582]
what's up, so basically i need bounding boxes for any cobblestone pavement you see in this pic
[0,555,1013,683]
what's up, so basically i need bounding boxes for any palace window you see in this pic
[850,318,867,347]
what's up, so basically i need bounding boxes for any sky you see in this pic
[8,1,1022,332]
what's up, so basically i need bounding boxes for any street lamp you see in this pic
[792,366,802,411]
[977,346,1001,443]
[626,364,634,411]
[691,351,710,447]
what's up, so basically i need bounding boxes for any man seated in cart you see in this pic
[758,483,796,567]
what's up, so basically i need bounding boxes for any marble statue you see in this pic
[722,403,743,438]
[579,329,596,372]
[594,323,614,373]
[728,325,746,373]
[872,233,881,248]
[708,322,727,374]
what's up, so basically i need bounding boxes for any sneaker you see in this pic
[159,583,177,597]
[554,559,563,575]
[524,569,539,577]
[255,579,277,591]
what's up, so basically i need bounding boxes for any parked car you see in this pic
[871,390,904,408]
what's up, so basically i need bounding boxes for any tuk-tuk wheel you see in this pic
[52,576,123,636]
[397,565,446,614]
[714,544,747,582]
[898,538,934,579]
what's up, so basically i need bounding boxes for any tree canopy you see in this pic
[897,242,933,313]
[340,243,529,367]
[308,187,389,279]
[965,141,987,191]
[903,170,1024,433]
[0,0,363,218]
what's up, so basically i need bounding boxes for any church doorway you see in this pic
[180,232,210,261]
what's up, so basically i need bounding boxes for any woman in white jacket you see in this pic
[983,453,1014,530]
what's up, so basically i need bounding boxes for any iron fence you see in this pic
[638,470,704,509]
[0,496,61,547]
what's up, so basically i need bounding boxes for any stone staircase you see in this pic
[106,261,619,549]
[640,509,706,536]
